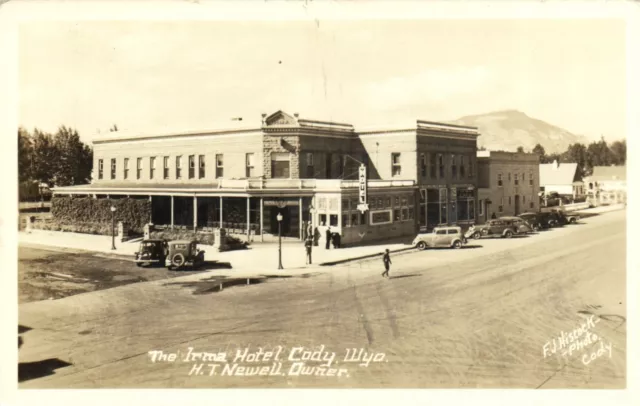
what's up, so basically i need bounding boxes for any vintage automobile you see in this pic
[412,226,467,250]
[499,216,533,234]
[165,240,205,270]
[518,212,548,230]
[465,219,520,239]
[134,239,167,267]
[551,209,581,224]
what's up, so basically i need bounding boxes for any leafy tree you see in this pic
[532,144,546,162]
[609,139,626,165]
[18,127,33,182]
[52,126,93,186]
[585,136,613,174]
[30,129,57,185]
[516,146,525,153]
[561,143,587,180]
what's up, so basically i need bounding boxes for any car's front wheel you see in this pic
[452,240,462,249]
[417,241,427,250]
[473,232,481,240]
[504,230,513,239]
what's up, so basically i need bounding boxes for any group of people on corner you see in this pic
[302,222,343,265]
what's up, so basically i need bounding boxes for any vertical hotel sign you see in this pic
[356,164,369,213]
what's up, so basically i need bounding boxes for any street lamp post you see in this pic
[277,212,283,269]
[110,205,116,250]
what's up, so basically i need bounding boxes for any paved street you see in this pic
[18,210,626,388]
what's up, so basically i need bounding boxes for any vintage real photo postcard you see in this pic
[1,1,638,405]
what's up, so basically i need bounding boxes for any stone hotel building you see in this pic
[53,111,480,246]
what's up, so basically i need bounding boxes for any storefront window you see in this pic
[401,208,408,221]
[342,199,350,210]
[351,212,359,227]
[394,209,401,221]
[409,208,415,220]
[319,214,327,226]
[329,214,338,226]
[371,211,392,224]
[342,214,349,228]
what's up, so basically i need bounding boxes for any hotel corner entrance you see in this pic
[261,197,311,239]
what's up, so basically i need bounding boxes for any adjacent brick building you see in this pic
[53,110,481,246]
[476,150,540,222]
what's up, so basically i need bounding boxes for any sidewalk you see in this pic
[575,203,626,214]
[18,229,414,271]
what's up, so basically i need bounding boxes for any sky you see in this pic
[18,19,627,143]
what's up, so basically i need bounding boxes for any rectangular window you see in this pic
[360,211,367,225]
[216,154,224,178]
[342,213,349,228]
[498,173,503,187]
[460,155,466,178]
[430,153,436,179]
[150,157,156,179]
[245,152,256,178]
[163,156,170,179]
[451,154,457,178]
[479,200,484,216]
[306,153,314,178]
[329,214,338,227]
[271,152,289,179]
[188,155,195,179]
[137,158,142,179]
[98,159,103,179]
[530,201,534,209]
[371,210,392,225]
[498,205,503,213]
[420,153,427,177]
[529,171,534,186]
[391,153,401,176]
[468,157,474,178]
[175,156,182,179]
[351,212,359,227]
[509,196,512,205]
[438,154,445,178]
[514,173,519,186]
[123,158,129,179]
[110,158,116,179]
[199,155,205,178]
[508,172,512,182]
[393,208,401,221]
[325,153,332,178]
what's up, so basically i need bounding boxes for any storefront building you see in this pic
[53,111,480,245]
[583,165,626,206]
[476,150,540,223]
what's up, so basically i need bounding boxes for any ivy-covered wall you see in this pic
[51,196,151,233]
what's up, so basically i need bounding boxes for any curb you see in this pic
[318,246,416,266]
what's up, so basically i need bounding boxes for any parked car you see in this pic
[134,239,167,267]
[165,240,205,270]
[538,211,560,228]
[518,212,546,231]
[465,219,519,239]
[499,216,532,234]
[412,226,467,250]
[552,209,581,224]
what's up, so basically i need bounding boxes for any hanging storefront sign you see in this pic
[356,164,369,213]
[264,198,299,207]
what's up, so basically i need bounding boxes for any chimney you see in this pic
[294,113,299,118]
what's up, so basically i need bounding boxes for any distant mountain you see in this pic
[449,110,590,154]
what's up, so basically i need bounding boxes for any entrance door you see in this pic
[514,195,520,215]
[270,207,291,236]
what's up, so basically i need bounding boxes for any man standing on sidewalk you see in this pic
[304,237,313,265]
[381,249,392,278]
[325,226,332,249]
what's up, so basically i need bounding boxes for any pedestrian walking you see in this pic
[491,212,497,219]
[325,226,331,249]
[304,237,313,264]
[381,249,392,278]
